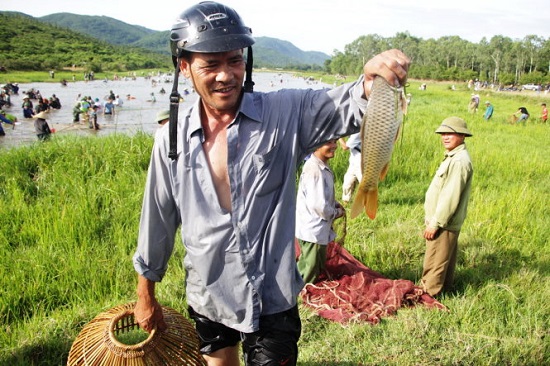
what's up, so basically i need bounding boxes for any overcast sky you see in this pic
[3,0,548,54]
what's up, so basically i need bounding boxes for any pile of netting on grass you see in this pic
[297,242,446,324]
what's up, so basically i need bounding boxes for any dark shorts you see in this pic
[189,305,301,366]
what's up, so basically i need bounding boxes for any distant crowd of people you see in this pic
[0,83,129,140]
[461,85,547,125]
[0,79,180,142]
[413,81,547,126]
[0,84,63,139]
[71,90,124,130]
[471,95,547,125]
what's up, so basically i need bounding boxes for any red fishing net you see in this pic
[297,241,446,324]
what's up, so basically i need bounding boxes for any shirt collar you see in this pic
[445,143,466,157]
[184,98,202,142]
[239,92,262,123]
[309,153,330,170]
[187,92,262,141]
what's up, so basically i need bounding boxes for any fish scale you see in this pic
[350,76,406,219]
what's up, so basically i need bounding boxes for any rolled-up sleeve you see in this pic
[133,143,180,282]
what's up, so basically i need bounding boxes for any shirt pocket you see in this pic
[433,159,450,188]
[252,142,286,197]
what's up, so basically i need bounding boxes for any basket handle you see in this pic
[107,308,157,350]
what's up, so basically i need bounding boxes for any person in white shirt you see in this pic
[113,94,124,107]
[295,139,345,283]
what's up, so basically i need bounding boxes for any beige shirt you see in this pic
[425,143,473,232]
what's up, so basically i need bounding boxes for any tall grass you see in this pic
[1,82,549,365]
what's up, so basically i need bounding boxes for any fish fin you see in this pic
[379,162,390,181]
[350,189,366,219]
[350,188,378,220]
[365,189,378,220]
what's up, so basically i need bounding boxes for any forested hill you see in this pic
[38,12,329,69]
[0,11,330,70]
[0,12,170,71]
[253,37,329,70]
[40,13,157,44]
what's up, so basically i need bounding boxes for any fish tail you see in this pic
[350,188,379,220]
[365,189,379,220]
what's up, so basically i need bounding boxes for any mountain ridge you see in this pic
[38,12,330,69]
[0,11,169,71]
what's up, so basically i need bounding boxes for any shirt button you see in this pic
[251,276,256,280]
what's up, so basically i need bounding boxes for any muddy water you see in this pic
[0,72,330,150]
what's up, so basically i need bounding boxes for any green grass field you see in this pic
[0,80,548,365]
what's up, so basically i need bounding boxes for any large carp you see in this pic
[350,76,406,219]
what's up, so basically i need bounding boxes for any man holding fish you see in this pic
[132,2,409,365]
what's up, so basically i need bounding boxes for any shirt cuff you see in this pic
[132,252,164,282]
[428,218,440,229]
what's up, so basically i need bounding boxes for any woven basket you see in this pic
[67,302,205,365]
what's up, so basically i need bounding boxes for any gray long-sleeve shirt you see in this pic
[133,79,366,333]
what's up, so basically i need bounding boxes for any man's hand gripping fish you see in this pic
[350,76,407,219]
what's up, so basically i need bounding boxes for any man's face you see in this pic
[440,133,465,152]
[180,49,246,114]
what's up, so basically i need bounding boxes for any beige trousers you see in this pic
[421,229,459,296]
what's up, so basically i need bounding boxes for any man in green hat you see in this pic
[155,110,170,126]
[421,116,473,297]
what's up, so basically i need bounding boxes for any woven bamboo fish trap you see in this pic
[67,302,205,365]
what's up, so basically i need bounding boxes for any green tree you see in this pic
[487,35,513,85]
[388,32,420,65]
[522,35,544,73]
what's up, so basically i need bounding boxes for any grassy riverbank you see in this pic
[0,69,172,84]
[1,82,549,365]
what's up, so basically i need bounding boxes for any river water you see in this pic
[0,72,330,150]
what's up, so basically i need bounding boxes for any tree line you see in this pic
[326,32,550,86]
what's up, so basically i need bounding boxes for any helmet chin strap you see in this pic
[168,59,181,160]
[244,46,254,93]
[168,47,254,160]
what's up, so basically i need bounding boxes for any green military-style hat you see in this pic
[435,116,473,137]
[156,110,170,124]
